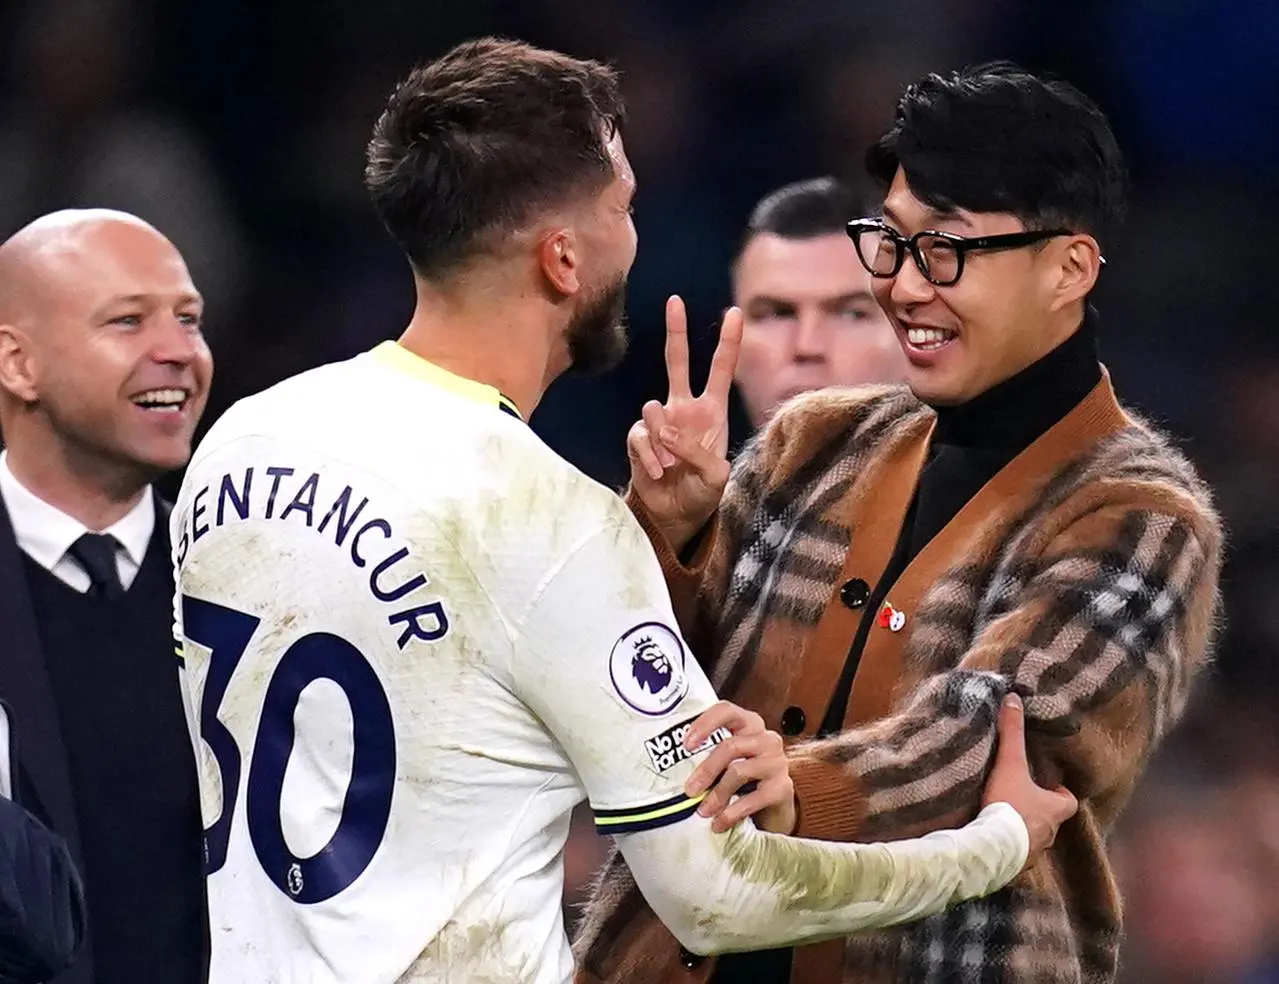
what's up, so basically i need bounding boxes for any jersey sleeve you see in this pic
[508,510,725,836]
[507,505,1033,954]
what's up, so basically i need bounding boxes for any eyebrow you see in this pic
[99,292,204,309]
[882,203,974,231]
[824,290,876,306]
[746,290,876,308]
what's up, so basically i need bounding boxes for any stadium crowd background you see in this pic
[2,0,1276,981]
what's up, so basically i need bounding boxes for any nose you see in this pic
[149,314,202,367]
[889,253,937,308]
[792,310,827,363]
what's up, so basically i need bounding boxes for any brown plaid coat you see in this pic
[573,373,1223,984]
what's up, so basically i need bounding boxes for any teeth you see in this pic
[907,327,954,348]
[133,388,188,408]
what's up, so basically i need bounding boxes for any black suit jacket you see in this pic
[0,698,85,984]
[0,490,174,984]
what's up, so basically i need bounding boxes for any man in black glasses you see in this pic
[576,61,1223,984]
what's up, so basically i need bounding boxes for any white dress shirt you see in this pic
[0,450,154,593]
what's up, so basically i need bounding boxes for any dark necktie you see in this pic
[68,533,125,600]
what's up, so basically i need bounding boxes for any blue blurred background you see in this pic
[2,1,1276,980]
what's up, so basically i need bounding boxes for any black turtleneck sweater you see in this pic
[712,315,1102,984]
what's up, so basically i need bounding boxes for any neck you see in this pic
[933,309,1102,451]
[2,425,149,530]
[397,273,567,419]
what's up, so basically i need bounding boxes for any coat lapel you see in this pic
[846,372,1131,726]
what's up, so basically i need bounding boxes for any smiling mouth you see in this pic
[902,324,959,353]
[131,388,190,413]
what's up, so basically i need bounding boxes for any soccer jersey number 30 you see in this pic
[182,595,396,904]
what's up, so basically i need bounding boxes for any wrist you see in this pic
[655,518,698,555]
[658,512,715,557]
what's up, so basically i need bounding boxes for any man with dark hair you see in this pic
[579,61,1223,984]
[364,37,631,376]
[729,176,905,431]
[174,42,1073,984]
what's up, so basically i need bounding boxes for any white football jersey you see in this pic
[173,341,728,983]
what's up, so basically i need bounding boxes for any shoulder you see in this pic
[509,442,648,557]
[1080,407,1223,550]
[732,383,929,490]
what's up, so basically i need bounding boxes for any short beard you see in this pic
[565,275,629,376]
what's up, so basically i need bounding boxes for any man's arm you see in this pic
[620,800,1025,954]
[0,797,86,983]
[508,516,1041,955]
[780,500,1221,844]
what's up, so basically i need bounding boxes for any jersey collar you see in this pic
[369,341,524,421]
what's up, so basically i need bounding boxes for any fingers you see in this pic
[1050,785,1079,823]
[711,777,794,833]
[683,700,763,749]
[703,306,744,405]
[642,402,676,469]
[627,422,665,482]
[685,727,775,799]
[626,403,675,481]
[694,753,767,821]
[665,295,692,402]
[992,693,1029,775]
[657,425,730,485]
[688,733,788,826]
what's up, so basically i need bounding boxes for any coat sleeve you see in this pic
[0,701,86,984]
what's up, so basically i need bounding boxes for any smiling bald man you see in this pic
[0,210,211,984]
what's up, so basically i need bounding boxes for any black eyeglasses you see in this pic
[846,218,1098,287]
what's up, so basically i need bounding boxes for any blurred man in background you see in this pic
[0,209,210,984]
[731,176,905,431]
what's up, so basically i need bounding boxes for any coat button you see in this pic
[840,578,871,609]
[780,705,807,736]
[679,947,705,969]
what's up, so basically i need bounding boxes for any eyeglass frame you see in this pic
[845,218,1104,287]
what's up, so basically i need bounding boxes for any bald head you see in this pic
[0,207,212,487]
[0,209,193,331]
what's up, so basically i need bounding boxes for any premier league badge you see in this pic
[609,622,689,716]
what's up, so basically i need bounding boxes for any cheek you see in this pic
[735,334,787,387]
[194,342,215,387]
[621,218,638,270]
[830,335,889,384]
[939,286,999,351]
[43,344,134,407]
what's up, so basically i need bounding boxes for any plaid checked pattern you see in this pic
[573,383,1222,984]
[894,893,1017,984]
[713,392,925,697]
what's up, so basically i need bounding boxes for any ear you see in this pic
[1048,235,1103,313]
[535,228,581,299]
[0,324,39,403]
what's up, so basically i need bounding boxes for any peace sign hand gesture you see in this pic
[627,295,743,554]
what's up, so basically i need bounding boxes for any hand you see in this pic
[682,701,795,835]
[982,694,1079,860]
[627,297,743,553]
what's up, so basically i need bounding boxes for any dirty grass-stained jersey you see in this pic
[173,341,1031,984]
